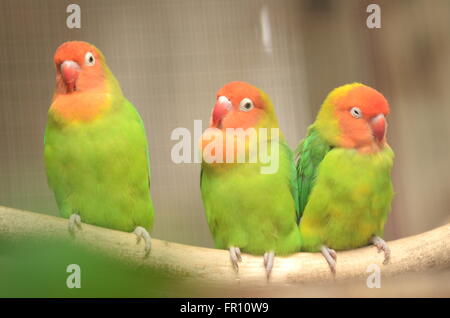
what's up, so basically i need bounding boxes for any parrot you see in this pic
[296,83,394,274]
[200,81,301,277]
[44,41,154,255]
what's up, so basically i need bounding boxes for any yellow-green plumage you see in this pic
[44,97,154,232]
[297,128,394,251]
[201,140,301,255]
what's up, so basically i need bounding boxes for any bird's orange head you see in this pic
[315,83,390,153]
[210,81,279,130]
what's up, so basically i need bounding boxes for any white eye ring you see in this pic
[84,52,95,66]
[350,107,362,118]
[239,98,254,112]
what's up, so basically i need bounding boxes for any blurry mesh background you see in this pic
[0,0,449,248]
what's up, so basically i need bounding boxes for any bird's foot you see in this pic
[371,236,390,264]
[321,245,337,275]
[68,213,82,236]
[133,226,152,257]
[229,246,242,272]
[263,251,275,279]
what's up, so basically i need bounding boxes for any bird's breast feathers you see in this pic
[49,91,113,124]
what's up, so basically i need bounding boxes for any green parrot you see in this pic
[200,81,301,276]
[44,41,154,255]
[296,83,394,273]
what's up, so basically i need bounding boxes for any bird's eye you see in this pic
[239,98,254,112]
[84,52,95,66]
[350,107,362,119]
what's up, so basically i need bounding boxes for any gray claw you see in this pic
[68,213,82,236]
[371,236,391,264]
[133,226,152,257]
[321,245,337,275]
[229,247,242,272]
[263,251,275,278]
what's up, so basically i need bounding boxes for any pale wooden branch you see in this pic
[0,205,449,288]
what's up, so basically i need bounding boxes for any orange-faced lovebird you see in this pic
[44,41,154,255]
[296,83,394,273]
[200,81,301,277]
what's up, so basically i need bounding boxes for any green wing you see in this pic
[279,141,300,224]
[295,126,332,220]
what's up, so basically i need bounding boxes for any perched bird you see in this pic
[44,41,154,255]
[296,83,394,273]
[200,81,301,276]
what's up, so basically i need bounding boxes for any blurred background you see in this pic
[0,0,449,252]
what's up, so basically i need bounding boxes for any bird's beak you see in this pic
[212,96,231,127]
[370,114,386,143]
[60,60,80,93]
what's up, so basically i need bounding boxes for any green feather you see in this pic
[282,142,300,224]
[296,126,394,252]
[295,126,332,220]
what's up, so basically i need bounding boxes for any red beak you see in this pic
[60,60,80,92]
[371,114,386,143]
[212,96,231,127]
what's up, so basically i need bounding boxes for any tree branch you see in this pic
[0,205,448,287]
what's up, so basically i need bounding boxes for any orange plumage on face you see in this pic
[211,81,266,130]
[334,85,390,151]
[50,41,117,123]
[53,41,106,94]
